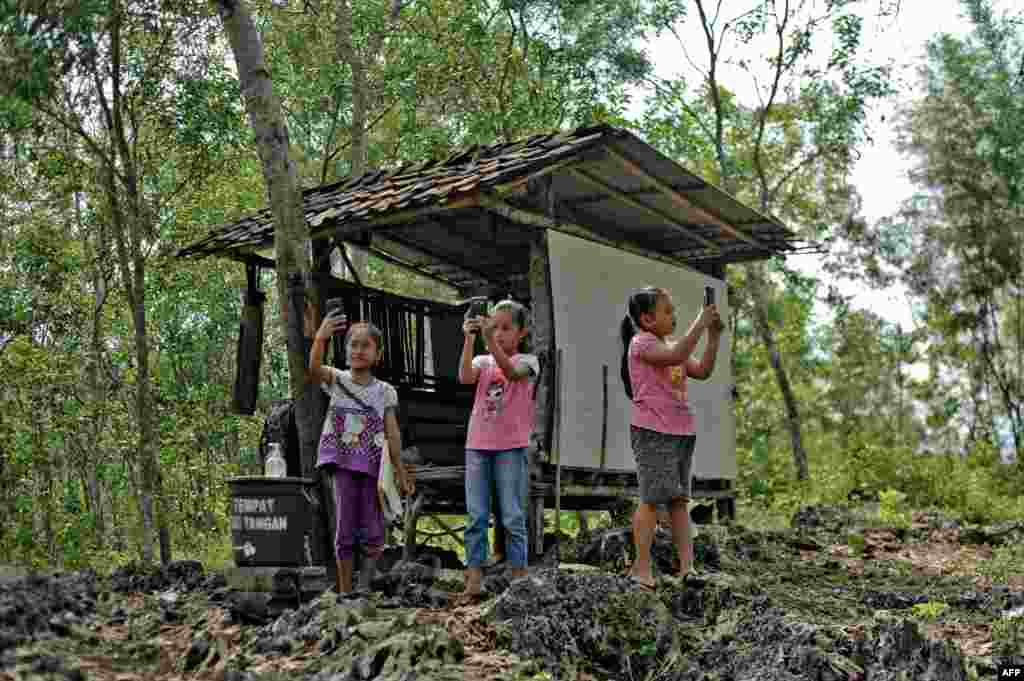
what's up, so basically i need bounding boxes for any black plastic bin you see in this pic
[228,476,329,567]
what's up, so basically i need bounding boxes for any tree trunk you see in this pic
[214,0,318,477]
[89,0,168,565]
[746,263,809,481]
[82,192,108,544]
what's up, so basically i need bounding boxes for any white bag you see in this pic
[377,440,404,524]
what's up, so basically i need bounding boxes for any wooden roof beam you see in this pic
[604,146,776,254]
[361,244,465,290]
[568,167,722,254]
[479,194,700,272]
[373,232,506,289]
[311,192,481,240]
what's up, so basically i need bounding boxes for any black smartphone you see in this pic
[704,286,715,307]
[325,297,345,317]
[462,297,488,336]
[465,297,489,320]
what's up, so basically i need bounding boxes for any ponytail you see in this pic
[620,286,667,400]
[620,315,636,399]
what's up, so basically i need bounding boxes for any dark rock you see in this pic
[424,588,451,609]
[690,503,715,525]
[579,527,633,567]
[960,521,1024,547]
[489,574,562,622]
[0,571,98,653]
[203,573,228,591]
[319,636,337,655]
[672,607,967,681]
[863,590,928,610]
[790,505,854,533]
[864,618,967,681]
[254,635,293,656]
[580,526,720,574]
[373,560,437,598]
[483,573,510,596]
[694,537,721,569]
[110,562,166,593]
[165,560,204,588]
[482,569,664,678]
[273,568,300,597]
[30,653,64,674]
[297,622,321,643]
[184,636,212,671]
[226,591,272,626]
[953,591,991,612]
[378,545,463,574]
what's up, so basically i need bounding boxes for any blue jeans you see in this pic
[465,448,528,568]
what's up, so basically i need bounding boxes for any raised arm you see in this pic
[459,317,482,384]
[638,306,717,368]
[687,310,725,379]
[309,312,347,386]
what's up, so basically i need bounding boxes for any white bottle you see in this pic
[265,443,287,478]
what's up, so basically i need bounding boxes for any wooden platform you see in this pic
[400,460,736,561]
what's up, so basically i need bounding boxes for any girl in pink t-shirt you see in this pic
[620,286,724,590]
[458,300,539,598]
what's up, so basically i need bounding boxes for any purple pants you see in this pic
[335,468,384,561]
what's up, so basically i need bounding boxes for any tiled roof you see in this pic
[177,125,613,259]
[176,124,805,275]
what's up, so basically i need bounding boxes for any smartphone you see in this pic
[704,286,715,307]
[464,297,489,320]
[325,297,345,317]
[461,297,488,336]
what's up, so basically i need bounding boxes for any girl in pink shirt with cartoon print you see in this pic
[458,300,539,599]
[620,286,723,591]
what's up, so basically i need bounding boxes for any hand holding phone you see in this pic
[704,286,715,307]
[463,297,489,334]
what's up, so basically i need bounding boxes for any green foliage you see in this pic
[979,542,1024,585]
[909,601,948,623]
[846,534,866,557]
[0,0,1020,576]
[877,489,911,528]
[992,616,1024,657]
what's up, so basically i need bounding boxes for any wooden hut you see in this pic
[177,124,801,570]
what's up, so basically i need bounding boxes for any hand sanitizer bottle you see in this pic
[265,443,287,478]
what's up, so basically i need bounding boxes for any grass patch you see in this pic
[978,543,1024,585]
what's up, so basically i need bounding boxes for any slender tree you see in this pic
[643,0,895,479]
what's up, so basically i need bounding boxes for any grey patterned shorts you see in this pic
[630,426,695,505]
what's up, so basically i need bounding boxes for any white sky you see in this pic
[635,0,989,332]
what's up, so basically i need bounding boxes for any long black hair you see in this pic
[620,287,666,399]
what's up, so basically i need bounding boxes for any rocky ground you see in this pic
[2,506,1023,680]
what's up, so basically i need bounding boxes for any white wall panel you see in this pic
[546,230,736,479]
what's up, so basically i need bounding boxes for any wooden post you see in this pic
[528,233,555,562]
[232,260,266,415]
[309,237,333,579]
